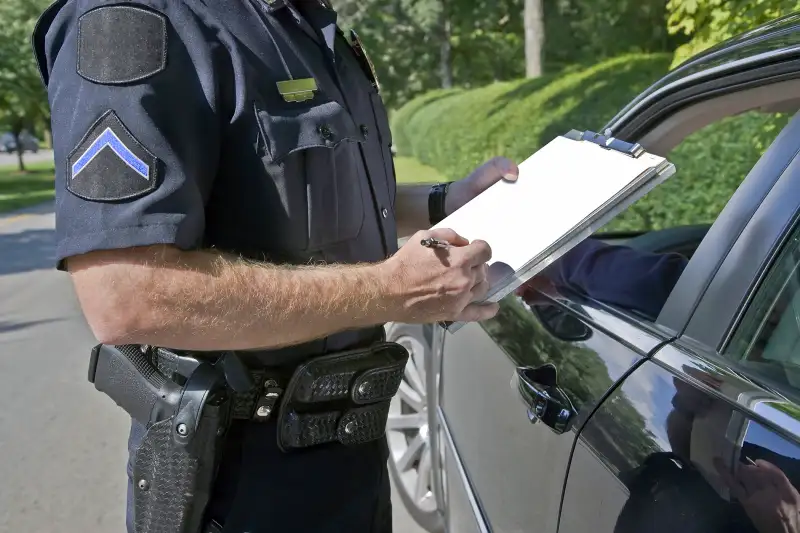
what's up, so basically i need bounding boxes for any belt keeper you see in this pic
[252,379,283,421]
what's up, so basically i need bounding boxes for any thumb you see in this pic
[427,228,470,246]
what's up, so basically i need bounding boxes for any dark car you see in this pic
[386,13,800,533]
[0,131,40,154]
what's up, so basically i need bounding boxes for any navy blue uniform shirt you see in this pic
[34,0,397,363]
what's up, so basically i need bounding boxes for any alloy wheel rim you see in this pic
[387,333,437,513]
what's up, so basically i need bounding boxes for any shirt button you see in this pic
[360,125,369,138]
[318,124,333,140]
[381,207,389,218]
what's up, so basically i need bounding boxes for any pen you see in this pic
[420,237,452,249]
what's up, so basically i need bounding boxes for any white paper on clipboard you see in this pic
[434,129,677,333]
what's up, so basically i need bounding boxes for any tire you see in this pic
[384,322,445,533]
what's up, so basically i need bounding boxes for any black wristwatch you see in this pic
[428,182,450,225]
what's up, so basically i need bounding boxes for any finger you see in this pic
[426,228,470,247]
[472,263,489,285]
[471,279,491,302]
[714,457,749,502]
[491,156,519,182]
[456,302,500,323]
[737,463,769,495]
[754,460,796,491]
[459,239,492,266]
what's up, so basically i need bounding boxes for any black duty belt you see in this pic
[150,341,408,452]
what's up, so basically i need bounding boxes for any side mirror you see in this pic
[531,304,592,342]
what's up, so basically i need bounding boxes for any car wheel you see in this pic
[385,322,445,533]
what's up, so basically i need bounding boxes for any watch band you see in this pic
[428,182,450,225]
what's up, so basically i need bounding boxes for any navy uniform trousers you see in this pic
[126,419,393,532]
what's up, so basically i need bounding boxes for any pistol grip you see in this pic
[88,344,180,425]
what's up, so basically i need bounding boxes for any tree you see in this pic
[335,0,525,107]
[666,0,800,68]
[523,0,544,78]
[543,0,680,71]
[0,0,52,171]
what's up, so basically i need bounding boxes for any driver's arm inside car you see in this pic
[539,238,689,320]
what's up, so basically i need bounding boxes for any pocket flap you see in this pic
[256,98,366,163]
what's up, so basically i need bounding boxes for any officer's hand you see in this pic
[445,156,519,215]
[383,229,500,324]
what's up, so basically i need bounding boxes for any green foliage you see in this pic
[666,0,800,67]
[334,0,683,108]
[392,54,791,232]
[610,111,790,232]
[334,0,525,108]
[0,0,52,170]
[392,54,671,179]
[544,0,686,70]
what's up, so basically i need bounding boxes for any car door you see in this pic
[432,21,800,533]
[437,286,673,533]
[558,111,800,532]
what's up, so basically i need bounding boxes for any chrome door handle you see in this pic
[515,364,575,434]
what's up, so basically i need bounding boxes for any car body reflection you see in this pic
[559,347,800,533]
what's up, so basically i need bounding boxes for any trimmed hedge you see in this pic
[391,54,791,232]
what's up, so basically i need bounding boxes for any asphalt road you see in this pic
[0,202,424,533]
[0,149,55,167]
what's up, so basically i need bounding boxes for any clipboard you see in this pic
[433,129,677,333]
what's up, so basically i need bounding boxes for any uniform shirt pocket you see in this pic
[255,98,367,252]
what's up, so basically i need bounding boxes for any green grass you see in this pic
[0,160,56,214]
[393,155,445,184]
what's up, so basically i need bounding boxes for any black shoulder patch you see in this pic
[77,5,167,85]
[67,110,159,202]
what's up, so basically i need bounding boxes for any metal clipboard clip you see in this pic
[563,129,646,158]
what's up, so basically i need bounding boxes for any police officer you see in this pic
[33,0,518,531]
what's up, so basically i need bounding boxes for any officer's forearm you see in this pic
[67,245,398,351]
[394,184,433,237]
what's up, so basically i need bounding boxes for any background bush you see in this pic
[391,54,792,232]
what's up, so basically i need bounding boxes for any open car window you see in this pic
[575,109,795,321]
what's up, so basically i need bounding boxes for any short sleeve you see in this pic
[34,0,224,269]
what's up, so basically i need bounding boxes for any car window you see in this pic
[602,110,791,240]
[725,222,800,399]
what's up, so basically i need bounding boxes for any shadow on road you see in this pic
[0,228,56,275]
[0,318,63,335]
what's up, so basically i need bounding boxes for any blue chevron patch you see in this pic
[71,127,150,180]
[66,110,159,202]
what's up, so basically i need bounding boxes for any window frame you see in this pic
[720,222,800,401]
[657,112,800,345]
